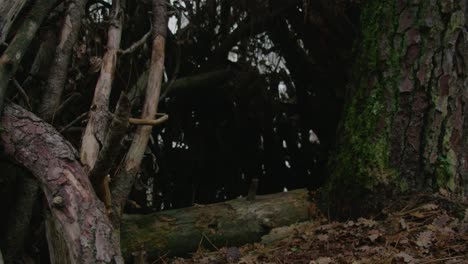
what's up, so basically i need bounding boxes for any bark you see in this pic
[3,29,60,262]
[80,0,125,172]
[111,0,167,223]
[120,189,312,259]
[0,0,58,113]
[89,92,130,207]
[37,0,88,123]
[0,103,123,264]
[0,0,28,44]
[324,0,467,218]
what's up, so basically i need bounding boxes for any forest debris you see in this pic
[163,193,467,264]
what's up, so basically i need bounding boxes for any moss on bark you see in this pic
[322,0,467,218]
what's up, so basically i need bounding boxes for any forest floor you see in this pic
[161,193,467,264]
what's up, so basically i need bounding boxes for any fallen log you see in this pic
[121,189,311,259]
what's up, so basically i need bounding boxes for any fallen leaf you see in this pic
[395,252,414,263]
[410,211,425,218]
[318,234,329,242]
[400,218,408,230]
[315,257,333,264]
[416,230,433,248]
[358,218,378,228]
[368,230,380,242]
[420,203,438,211]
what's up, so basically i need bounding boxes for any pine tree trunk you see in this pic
[0,104,123,263]
[323,0,467,218]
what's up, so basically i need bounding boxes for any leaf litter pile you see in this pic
[163,193,467,263]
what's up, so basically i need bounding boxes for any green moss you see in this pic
[321,0,406,215]
[435,150,457,191]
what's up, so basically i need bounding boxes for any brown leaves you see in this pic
[162,195,467,264]
[416,230,433,249]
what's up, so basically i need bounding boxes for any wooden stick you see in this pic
[128,114,168,126]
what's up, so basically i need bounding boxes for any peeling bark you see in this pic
[324,0,467,218]
[81,0,125,172]
[111,0,167,224]
[89,92,131,207]
[0,103,123,264]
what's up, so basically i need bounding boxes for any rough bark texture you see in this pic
[0,0,58,113]
[0,103,123,264]
[0,0,28,44]
[80,0,124,172]
[89,92,130,205]
[111,0,167,223]
[121,189,311,259]
[37,0,88,122]
[324,0,467,217]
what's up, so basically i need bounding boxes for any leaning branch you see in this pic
[111,0,167,225]
[37,0,88,122]
[128,114,168,126]
[81,0,125,173]
[0,103,123,264]
[0,0,58,113]
[0,0,28,44]
[119,28,151,55]
[89,92,131,213]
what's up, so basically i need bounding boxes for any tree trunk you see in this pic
[111,0,167,224]
[0,0,58,113]
[0,103,123,264]
[80,0,125,173]
[323,0,467,218]
[0,0,28,44]
[37,0,88,123]
[120,189,312,259]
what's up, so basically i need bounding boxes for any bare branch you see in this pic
[12,79,31,110]
[37,0,88,122]
[111,0,167,225]
[119,28,151,55]
[0,0,58,113]
[81,0,125,172]
[128,114,168,126]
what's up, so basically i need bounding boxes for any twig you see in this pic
[128,114,168,126]
[12,79,32,110]
[59,112,88,133]
[421,255,467,264]
[119,28,152,55]
[201,233,219,251]
[54,93,81,116]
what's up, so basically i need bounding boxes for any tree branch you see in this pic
[80,0,125,173]
[0,0,58,113]
[0,103,123,263]
[37,0,88,123]
[111,0,167,226]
